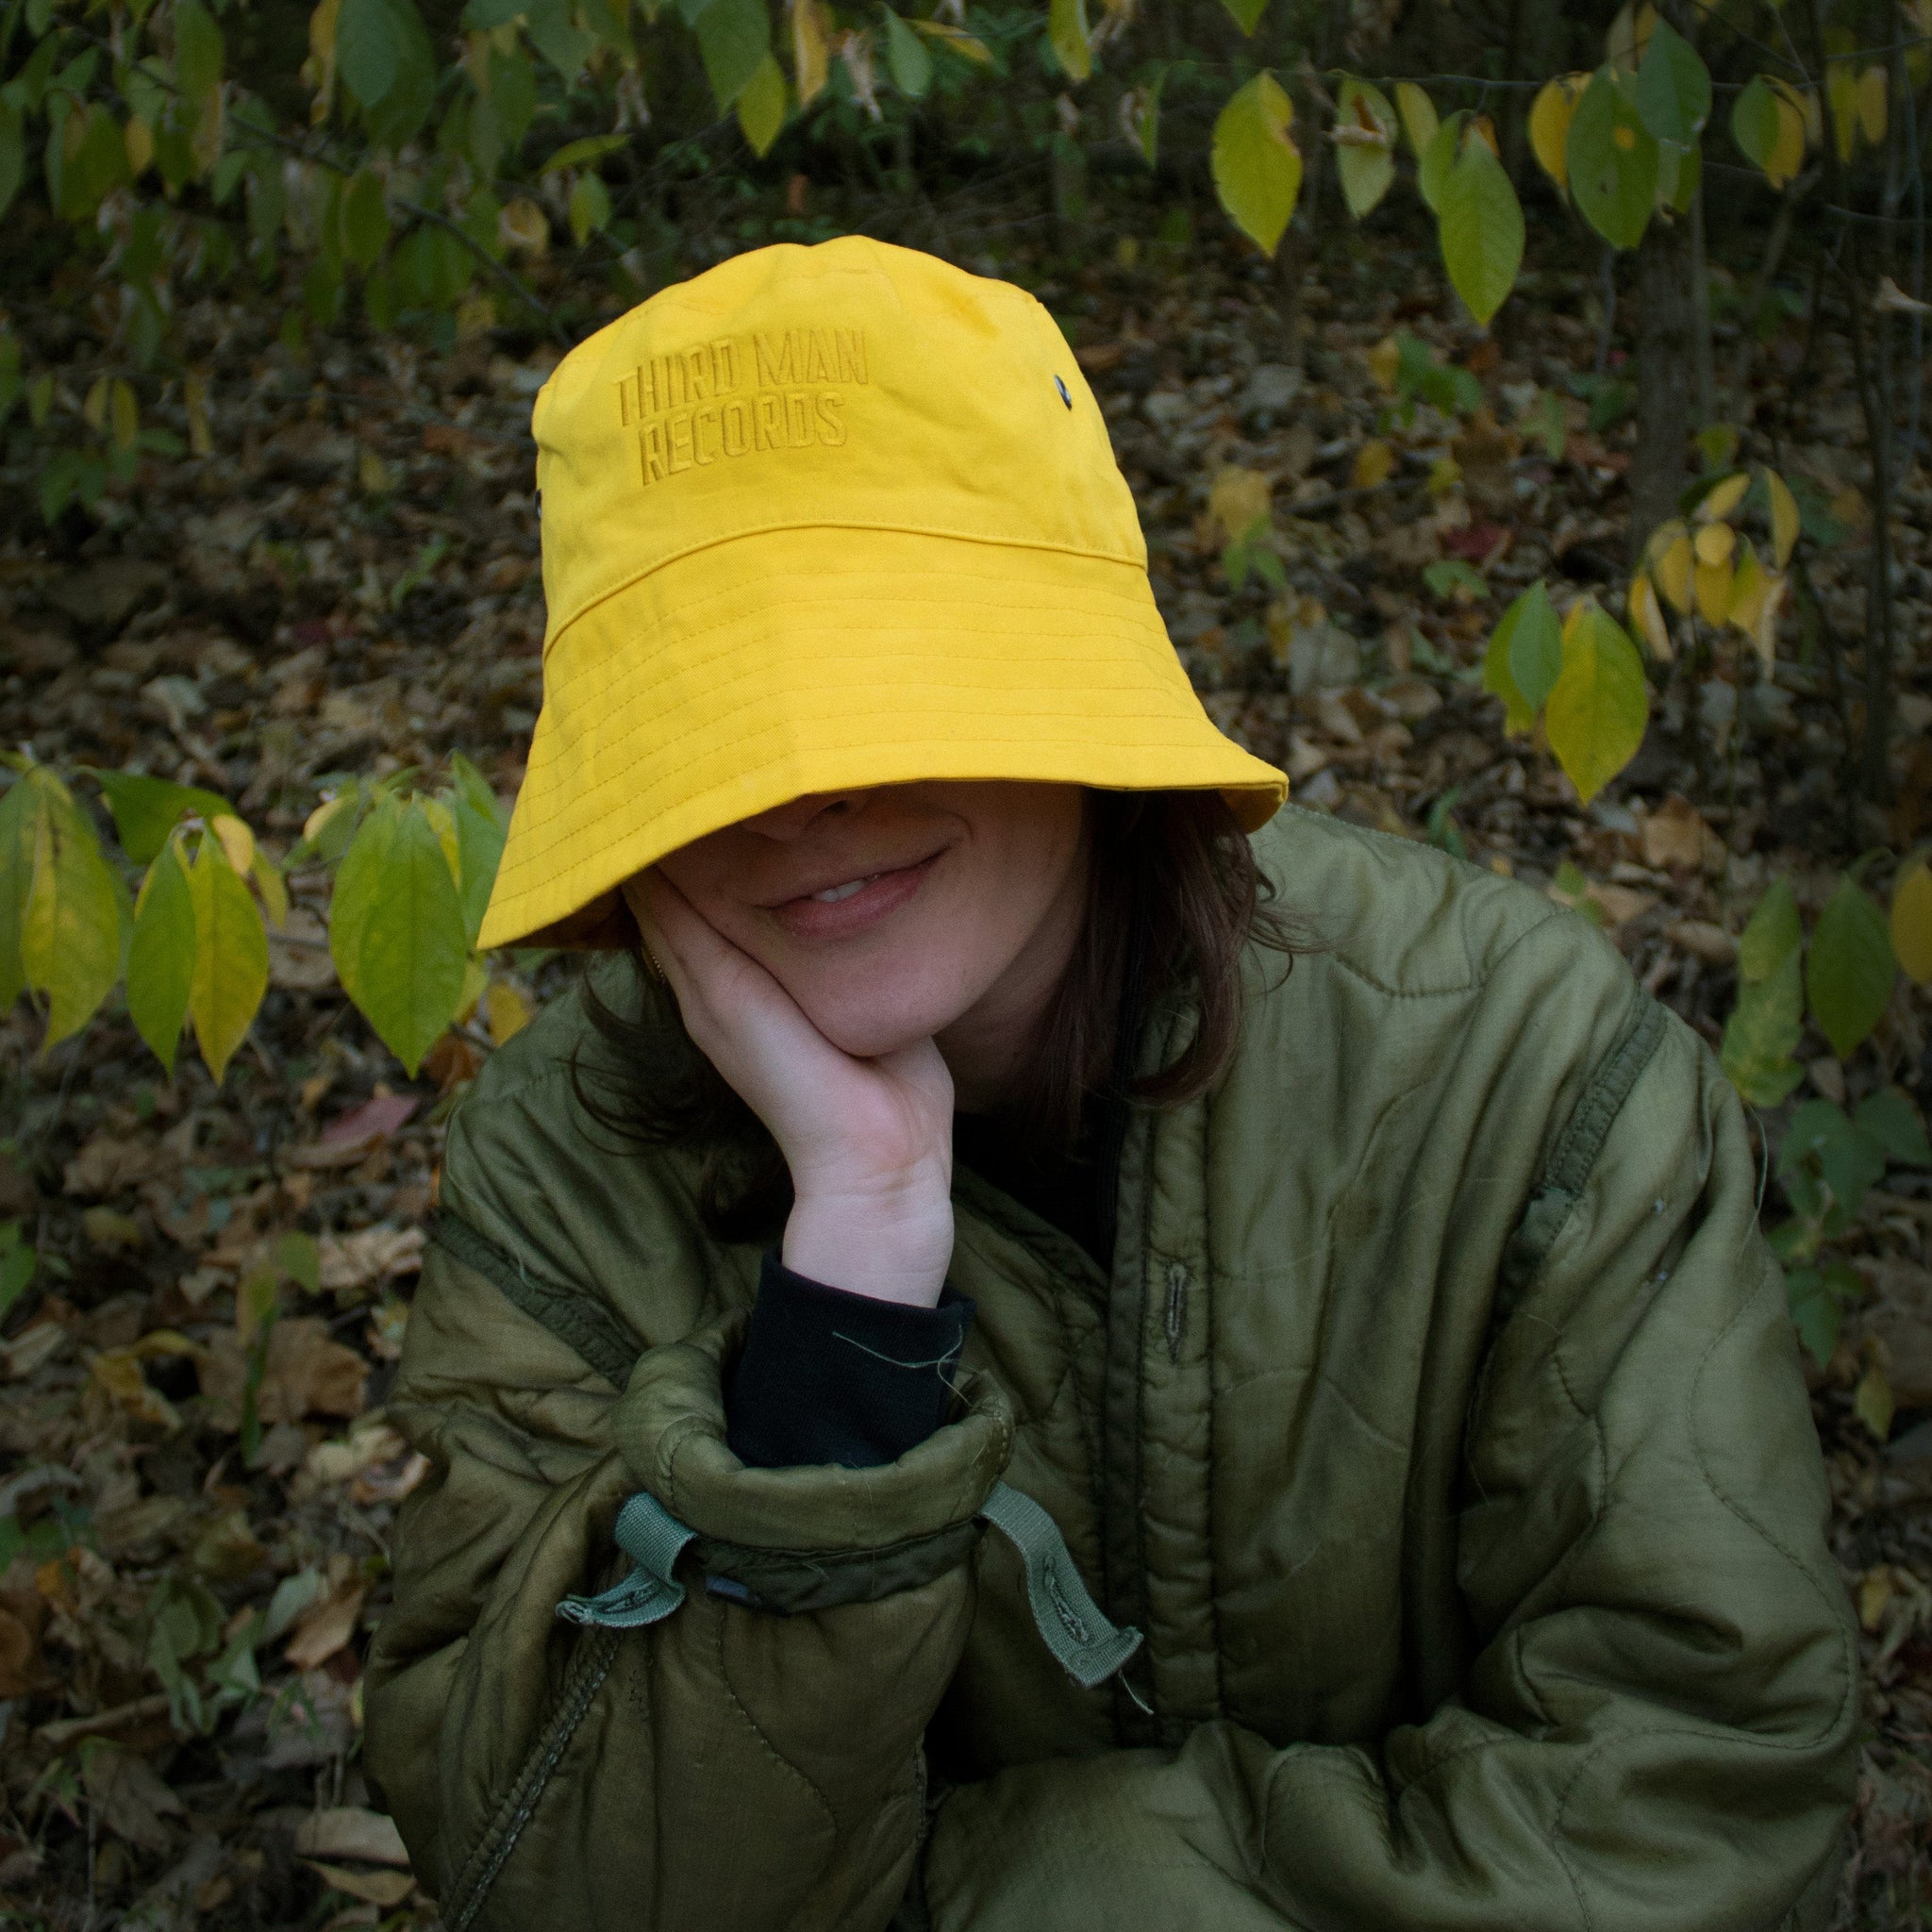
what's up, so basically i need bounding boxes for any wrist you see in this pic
[783,1168,954,1308]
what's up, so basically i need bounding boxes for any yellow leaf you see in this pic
[109,378,139,454]
[83,376,109,433]
[1829,482,1867,529]
[1765,468,1800,567]
[908,17,991,63]
[1394,80,1438,159]
[125,115,155,175]
[186,833,268,1085]
[90,1348,180,1432]
[1693,558,1732,626]
[1528,76,1583,195]
[184,372,212,458]
[1545,597,1650,806]
[791,0,831,104]
[1693,521,1736,566]
[1629,572,1673,659]
[498,197,550,258]
[1366,335,1400,391]
[486,979,531,1045]
[358,446,392,494]
[1766,93,1807,186]
[1211,73,1302,258]
[1048,0,1091,82]
[1606,0,1656,70]
[1893,858,1932,984]
[1857,63,1889,145]
[1654,533,1694,613]
[1208,464,1272,542]
[1352,439,1394,489]
[736,52,787,157]
[303,792,353,845]
[19,771,122,1052]
[306,0,340,120]
[1727,542,1768,637]
[211,813,255,878]
[1696,472,1749,524]
[1856,1360,1894,1441]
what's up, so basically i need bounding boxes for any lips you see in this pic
[769,849,945,940]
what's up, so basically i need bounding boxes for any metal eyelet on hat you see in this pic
[1053,374,1072,408]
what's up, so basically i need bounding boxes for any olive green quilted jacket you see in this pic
[364,804,1857,1931]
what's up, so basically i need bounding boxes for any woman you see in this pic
[365,237,1857,1930]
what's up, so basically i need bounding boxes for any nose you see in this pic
[739,790,873,841]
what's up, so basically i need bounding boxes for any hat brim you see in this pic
[479,526,1288,951]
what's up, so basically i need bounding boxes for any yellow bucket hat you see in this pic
[479,235,1288,951]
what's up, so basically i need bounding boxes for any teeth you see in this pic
[810,874,878,904]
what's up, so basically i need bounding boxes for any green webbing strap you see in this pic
[556,1491,696,1630]
[978,1480,1142,1690]
[553,1481,1141,1693]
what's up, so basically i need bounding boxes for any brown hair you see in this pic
[573,790,1310,1243]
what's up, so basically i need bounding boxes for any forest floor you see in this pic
[3,213,1932,1928]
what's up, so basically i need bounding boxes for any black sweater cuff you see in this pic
[724,1249,975,1471]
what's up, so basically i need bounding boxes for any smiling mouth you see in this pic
[770,848,946,936]
[808,874,882,904]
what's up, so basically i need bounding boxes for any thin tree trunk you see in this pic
[1630,212,1698,559]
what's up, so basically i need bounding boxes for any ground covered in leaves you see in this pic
[4,217,1932,1927]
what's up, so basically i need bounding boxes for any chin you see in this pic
[793,977,964,1060]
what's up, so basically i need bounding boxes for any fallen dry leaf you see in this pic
[293,1807,410,1868]
[84,1744,186,1854]
[197,1319,367,1430]
[317,1224,424,1298]
[284,1584,369,1670]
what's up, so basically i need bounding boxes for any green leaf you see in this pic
[450,756,508,948]
[1437,132,1523,328]
[1787,1261,1862,1367]
[1778,1098,1887,1217]
[338,0,406,108]
[1739,875,1802,982]
[1504,579,1562,715]
[1333,76,1396,219]
[1731,75,1782,172]
[540,132,631,174]
[1211,73,1301,258]
[1481,584,1542,734]
[1721,949,1804,1105]
[1048,0,1090,80]
[174,0,225,100]
[568,169,610,243]
[20,773,123,1052]
[0,1230,34,1323]
[691,0,770,109]
[0,100,25,224]
[736,51,786,154]
[522,0,595,80]
[1855,1088,1932,1168]
[329,798,469,1076]
[1218,0,1265,33]
[882,9,932,96]
[0,772,40,1012]
[1544,598,1649,806]
[1416,109,1462,214]
[185,831,267,1085]
[1632,17,1709,144]
[277,1229,322,1294]
[1566,66,1657,250]
[341,170,389,272]
[83,770,232,865]
[127,838,194,1074]
[1807,875,1895,1059]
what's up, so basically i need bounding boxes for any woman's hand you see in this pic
[621,870,955,1307]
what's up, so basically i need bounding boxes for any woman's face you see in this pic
[652,780,1090,1068]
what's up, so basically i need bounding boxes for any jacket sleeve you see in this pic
[364,1224,1013,1932]
[913,1006,1859,1932]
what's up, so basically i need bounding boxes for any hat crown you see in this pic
[533,238,1143,652]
